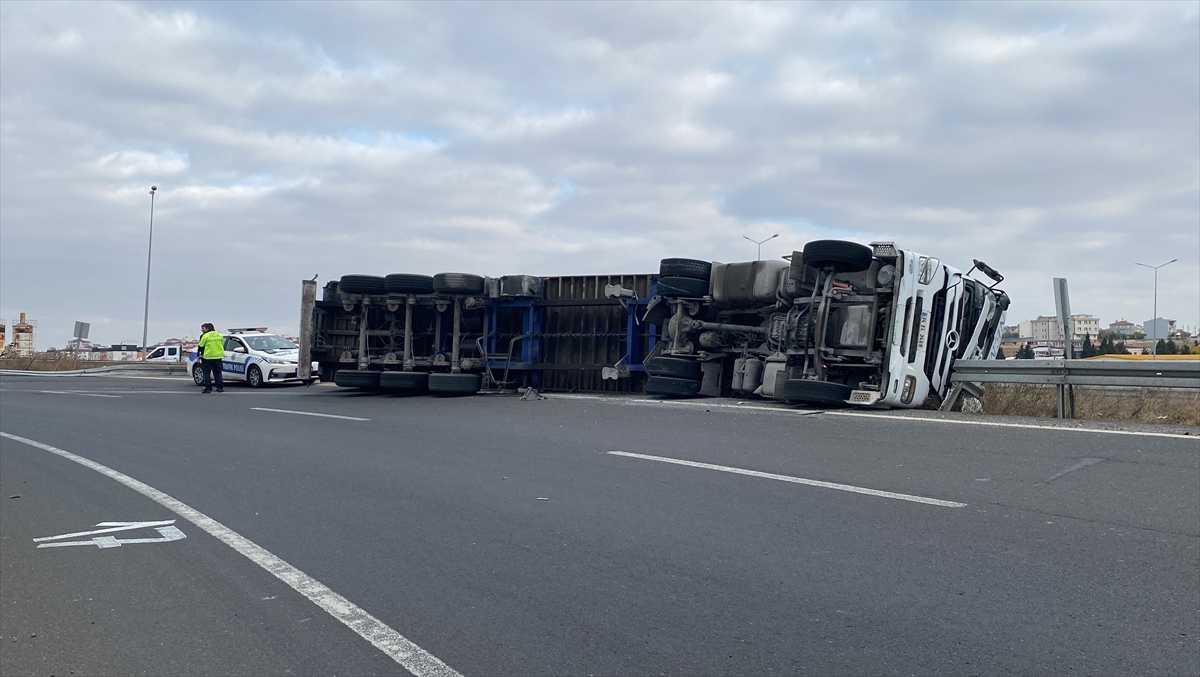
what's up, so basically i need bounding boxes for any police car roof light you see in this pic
[228,327,269,334]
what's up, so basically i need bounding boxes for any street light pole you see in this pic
[742,233,779,261]
[1135,258,1176,361]
[141,186,157,355]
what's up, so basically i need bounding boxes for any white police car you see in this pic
[188,329,316,388]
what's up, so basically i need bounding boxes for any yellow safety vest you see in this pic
[198,331,225,359]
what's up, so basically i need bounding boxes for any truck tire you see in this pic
[801,240,873,273]
[385,273,435,294]
[339,274,387,295]
[380,371,429,391]
[656,276,709,297]
[659,258,712,280]
[644,356,703,380]
[334,370,381,388]
[428,372,480,394]
[433,273,485,295]
[644,375,702,397]
[777,379,852,405]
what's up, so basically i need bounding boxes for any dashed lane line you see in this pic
[0,431,460,677]
[608,451,967,508]
[250,407,370,421]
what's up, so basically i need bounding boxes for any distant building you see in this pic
[1109,319,1138,336]
[1144,318,1175,340]
[1018,314,1099,342]
[6,312,36,357]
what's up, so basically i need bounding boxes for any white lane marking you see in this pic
[36,521,186,549]
[556,394,1198,441]
[34,390,122,398]
[607,451,967,508]
[0,431,460,677]
[251,407,369,421]
[826,411,1199,441]
[34,520,176,542]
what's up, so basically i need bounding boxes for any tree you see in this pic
[995,345,1007,359]
[1079,334,1098,358]
[1016,343,1036,359]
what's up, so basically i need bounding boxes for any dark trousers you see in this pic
[201,358,224,391]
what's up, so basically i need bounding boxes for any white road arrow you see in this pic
[34,520,186,549]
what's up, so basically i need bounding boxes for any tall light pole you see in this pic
[742,233,778,261]
[141,185,157,354]
[1135,258,1176,360]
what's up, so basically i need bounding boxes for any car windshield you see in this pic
[245,335,297,352]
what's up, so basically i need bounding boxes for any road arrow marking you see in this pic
[34,520,186,548]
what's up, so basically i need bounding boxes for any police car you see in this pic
[188,328,316,388]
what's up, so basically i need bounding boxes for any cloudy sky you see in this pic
[2,1,1197,349]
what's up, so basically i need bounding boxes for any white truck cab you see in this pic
[143,345,184,362]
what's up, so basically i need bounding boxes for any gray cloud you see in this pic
[2,1,1197,348]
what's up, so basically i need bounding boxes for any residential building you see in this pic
[1144,318,1175,340]
[1018,314,1101,342]
[1109,319,1138,336]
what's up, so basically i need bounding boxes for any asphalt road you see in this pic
[1,373,1197,676]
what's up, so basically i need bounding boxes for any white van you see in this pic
[143,345,185,363]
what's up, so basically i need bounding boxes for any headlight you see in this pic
[877,264,897,288]
[263,356,289,364]
[901,375,916,404]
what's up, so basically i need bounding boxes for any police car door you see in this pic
[224,336,249,381]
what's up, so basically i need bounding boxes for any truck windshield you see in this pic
[245,335,297,352]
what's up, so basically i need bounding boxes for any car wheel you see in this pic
[334,370,382,388]
[801,240,873,273]
[427,372,480,394]
[656,276,709,297]
[385,273,435,294]
[247,365,264,388]
[644,356,703,380]
[644,375,702,397]
[192,363,205,386]
[432,272,485,295]
[339,274,388,295]
[777,379,853,406]
[380,371,429,391]
[659,258,712,280]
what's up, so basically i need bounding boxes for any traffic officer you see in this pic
[196,323,225,393]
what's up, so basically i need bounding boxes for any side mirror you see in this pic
[234,346,247,353]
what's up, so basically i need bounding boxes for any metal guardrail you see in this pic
[944,359,1200,418]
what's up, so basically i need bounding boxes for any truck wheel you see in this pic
[334,370,382,388]
[432,273,485,295]
[802,240,873,273]
[644,356,703,380]
[385,273,435,294]
[247,365,264,388]
[428,372,480,394]
[777,379,852,405]
[659,258,712,280]
[339,274,387,295]
[645,375,702,397]
[380,371,429,391]
[656,276,709,297]
[192,363,205,386]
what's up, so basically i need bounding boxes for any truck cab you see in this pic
[143,345,184,362]
[647,240,1008,409]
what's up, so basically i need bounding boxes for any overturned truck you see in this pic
[301,240,1008,409]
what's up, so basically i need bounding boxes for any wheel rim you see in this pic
[193,365,204,385]
[249,367,261,386]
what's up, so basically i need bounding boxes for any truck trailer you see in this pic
[300,239,1008,409]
